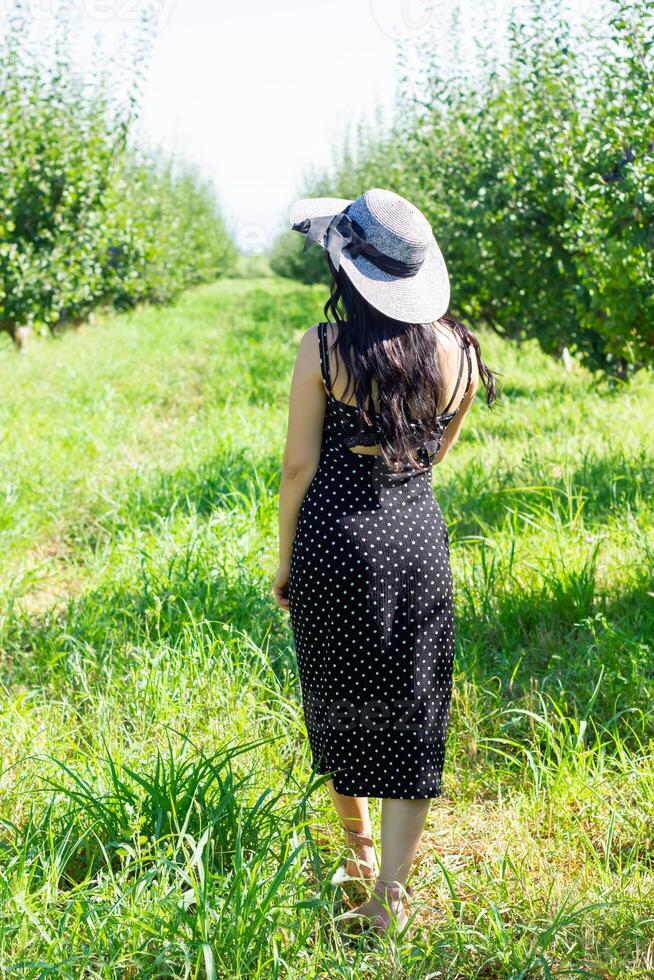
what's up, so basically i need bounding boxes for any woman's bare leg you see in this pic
[343,797,431,926]
[327,779,371,833]
[379,798,431,886]
[327,779,378,878]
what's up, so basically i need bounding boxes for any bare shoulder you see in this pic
[433,320,479,380]
[431,320,460,357]
[293,323,323,379]
[299,322,320,340]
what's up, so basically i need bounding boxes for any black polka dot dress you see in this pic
[288,322,472,799]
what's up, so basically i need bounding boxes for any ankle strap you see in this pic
[374,878,414,901]
[344,827,374,846]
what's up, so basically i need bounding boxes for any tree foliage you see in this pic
[0,3,236,340]
[273,0,654,376]
[269,230,330,285]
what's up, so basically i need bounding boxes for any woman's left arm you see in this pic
[434,367,480,465]
[274,325,326,611]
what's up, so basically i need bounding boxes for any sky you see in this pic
[2,0,602,252]
[137,0,416,251]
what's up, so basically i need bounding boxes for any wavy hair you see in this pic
[322,254,496,472]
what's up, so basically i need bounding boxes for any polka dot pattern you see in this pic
[287,322,465,799]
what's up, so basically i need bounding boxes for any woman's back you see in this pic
[318,319,477,459]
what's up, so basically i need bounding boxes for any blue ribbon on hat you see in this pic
[292,209,424,278]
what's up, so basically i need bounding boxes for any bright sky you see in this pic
[136,0,411,251]
[3,0,602,252]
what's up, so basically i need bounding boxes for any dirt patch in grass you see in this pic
[10,534,85,619]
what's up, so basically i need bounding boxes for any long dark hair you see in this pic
[323,254,497,472]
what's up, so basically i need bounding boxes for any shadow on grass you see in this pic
[439,447,653,537]
[455,573,654,740]
[74,444,282,546]
[2,545,297,694]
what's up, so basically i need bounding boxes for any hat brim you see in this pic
[289,196,450,324]
[289,196,354,226]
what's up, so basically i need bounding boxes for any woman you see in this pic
[273,188,495,934]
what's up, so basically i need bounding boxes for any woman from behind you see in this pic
[273,188,496,935]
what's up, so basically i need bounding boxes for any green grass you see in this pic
[0,277,652,977]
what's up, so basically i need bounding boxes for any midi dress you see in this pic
[287,321,473,798]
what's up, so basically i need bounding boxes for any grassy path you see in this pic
[0,277,652,976]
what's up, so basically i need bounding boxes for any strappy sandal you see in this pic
[330,827,378,888]
[337,877,415,936]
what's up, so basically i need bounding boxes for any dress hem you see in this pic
[311,767,444,800]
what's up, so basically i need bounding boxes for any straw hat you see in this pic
[289,187,450,323]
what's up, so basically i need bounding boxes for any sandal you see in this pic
[330,827,378,887]
[337,877,415,935]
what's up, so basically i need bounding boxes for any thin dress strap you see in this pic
[318,322,333,395]
[440,335,473,417]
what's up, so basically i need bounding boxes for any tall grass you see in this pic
[0,276,652,975]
